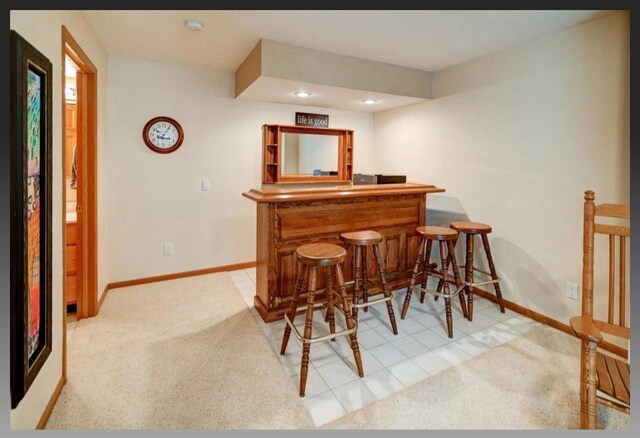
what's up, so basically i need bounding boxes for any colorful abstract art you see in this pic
[27,69,41,360]
[11,30,52,409]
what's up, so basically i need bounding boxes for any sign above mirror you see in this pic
[295,112,329,128]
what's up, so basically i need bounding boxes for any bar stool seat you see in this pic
[340,230,383,245]
[281,242,363,397]
[340,230,398,335]
[296,243,346,266]
[450,221,492,234]
[417,226,458,240]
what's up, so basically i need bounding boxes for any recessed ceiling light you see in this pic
[294,91,312,98]
[185,20,204,31]
[362,99,378,105]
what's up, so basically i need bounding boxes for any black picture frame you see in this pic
[10,30,53,409]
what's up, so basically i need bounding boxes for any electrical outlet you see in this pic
[202,179,210,191]
[163,243,173,256]
[566,282,579,300]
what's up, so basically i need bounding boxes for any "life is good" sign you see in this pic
[295,112,329,128]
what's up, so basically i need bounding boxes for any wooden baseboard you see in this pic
[36,376,65,429]
[98,284,110,312]
[470,286,628,359]
[107,261,257,291]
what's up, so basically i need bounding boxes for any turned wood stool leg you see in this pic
[448,240,468,318]
[401,237,426,319]
[419,239,433,304]
[434,279,443,302]
[281,263,307,355]
[335,264,364,377]
[325,270,336,341]
[440,241,454,338]
[481,233,505,313]
[373,243,398,335]
[353,245,363,321]
[298,266,318,397]
[465,233,475,321]
[362,247,369,312]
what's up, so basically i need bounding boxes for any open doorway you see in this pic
[61,26,98,379]
[64,55,79,329]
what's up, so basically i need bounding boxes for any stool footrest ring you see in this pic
[464,278,500,288]
[427,266,500,287]
[284,309,358,344]
[352,294,393,309]
[411,284,465,299]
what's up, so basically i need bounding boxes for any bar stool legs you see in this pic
[335,265,364,378]
[299,266,318,396]
[465,233,475,320]
[324,271,336,340]
[481,234,505,313]
[281,242,363,397]
[449,221,505,321]
[401,226,466,338]
[352,246,363,320]
[280,264,307,355]
[372,244,398,335]
[419,240,433,304]
[342,231,398,335]
[400,237,426,319]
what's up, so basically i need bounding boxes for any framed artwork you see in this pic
[10,30,53,409]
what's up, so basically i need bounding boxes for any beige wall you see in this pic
[9,10,108,429]
[373,12,629,326]
[107,55,374,282]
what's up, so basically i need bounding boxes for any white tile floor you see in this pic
[229,267,543,427]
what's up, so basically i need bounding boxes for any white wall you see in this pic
[9,10,108,429]
[107,55,374,282]
[373,12,629,325]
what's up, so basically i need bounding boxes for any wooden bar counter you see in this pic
[242,183,445,322]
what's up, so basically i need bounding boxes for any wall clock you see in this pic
[142,116,184,154]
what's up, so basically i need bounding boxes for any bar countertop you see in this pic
[242,183,445,203]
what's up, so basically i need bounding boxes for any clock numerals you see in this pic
[150,122,178,148]
[143,117,183,153]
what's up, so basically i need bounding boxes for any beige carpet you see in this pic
[46,273,313,429]
[326,325,629,430]
[47,272,628,429]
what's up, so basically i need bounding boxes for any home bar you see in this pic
[243,123,444,322]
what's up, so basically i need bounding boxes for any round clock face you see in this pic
[143,116,184,153]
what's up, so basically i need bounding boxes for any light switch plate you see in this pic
[202,179,210,191]
[163,243,173,256]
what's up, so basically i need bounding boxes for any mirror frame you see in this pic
[262,124,354,184]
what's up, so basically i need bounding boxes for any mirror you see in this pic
[281,133,339,176]
[261,124,354,184]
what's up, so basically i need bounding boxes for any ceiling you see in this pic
[84,10,613,73]
[237,76,426,113]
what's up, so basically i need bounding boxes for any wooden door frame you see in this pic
[61,26,98,379]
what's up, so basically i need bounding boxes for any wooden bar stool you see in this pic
[450,221,505,321]
[280,243,364,397]
[340,230,398,335]
[400,226,467,338]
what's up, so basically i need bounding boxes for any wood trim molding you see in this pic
[61,26,97,73]
[470,286,628,359]
[107,261,257,291]
[98,284,110,312]
[61,24,99,382]
[36,376,65,429]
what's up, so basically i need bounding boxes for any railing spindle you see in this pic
[619,236,626,327]
[608,235,615,324]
